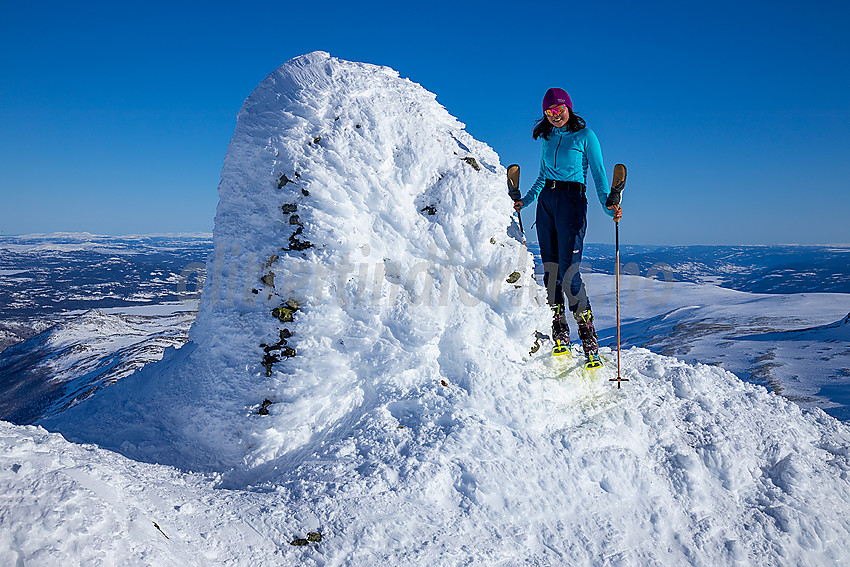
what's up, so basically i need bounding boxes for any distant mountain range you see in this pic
[2,235,848,352]
[1,235,848,423]
[572,243,850,294]
[0,233,210,350]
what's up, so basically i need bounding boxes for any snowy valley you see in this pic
[2,52,849,566]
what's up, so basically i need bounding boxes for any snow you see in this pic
[0,303,199,424]
[6,347,850,565]
[0,422,277,566]
[3,51,850,565]
[0,232,212,254]
[582,273,850,417]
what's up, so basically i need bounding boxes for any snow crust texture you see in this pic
[10,348,850,566]
[20,52,850,566]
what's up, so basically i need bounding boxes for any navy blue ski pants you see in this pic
[536,185,590,313]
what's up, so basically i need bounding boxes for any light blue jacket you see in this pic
[521,127,613,217]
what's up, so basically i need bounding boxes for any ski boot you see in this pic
[551,304,570,357]
[575,308,603,369]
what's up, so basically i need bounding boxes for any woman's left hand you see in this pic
[608,204,623,222]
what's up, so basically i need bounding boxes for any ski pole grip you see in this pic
[507,164,522,201]
[606,163,626,208]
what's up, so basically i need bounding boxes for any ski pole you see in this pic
[616,221,621,381]
[607,164,629,389]
[609,216,629,388]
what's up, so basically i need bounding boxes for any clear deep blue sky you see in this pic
[1,0,848,245]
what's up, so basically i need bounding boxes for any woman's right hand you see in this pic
[608,204,623,222]
[513,200,524,212]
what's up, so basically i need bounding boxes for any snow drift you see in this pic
[30,52,850,565]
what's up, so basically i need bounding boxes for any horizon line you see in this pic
[0,232,848,249]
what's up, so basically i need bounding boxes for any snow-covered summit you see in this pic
[48,50,538,473]
[31,53,850,565]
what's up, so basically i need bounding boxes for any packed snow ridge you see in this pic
[13,52,849,565]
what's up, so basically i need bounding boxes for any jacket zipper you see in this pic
[553,134,562,169]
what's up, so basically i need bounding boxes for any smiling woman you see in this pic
[513,87,622,365]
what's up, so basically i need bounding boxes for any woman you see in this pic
[513,88,622,367]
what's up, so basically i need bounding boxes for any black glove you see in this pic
[606,180,624,208]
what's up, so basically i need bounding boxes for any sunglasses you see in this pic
[544,104,569,118]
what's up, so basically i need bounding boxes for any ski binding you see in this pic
[584,353,604,370]
[552,339,571,357]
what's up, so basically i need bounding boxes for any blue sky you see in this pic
[1,0,848,245]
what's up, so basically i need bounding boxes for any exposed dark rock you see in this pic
[258,399,273,415]
[271,300,299,323]
[288,227,312,250]
[461,156,480,171]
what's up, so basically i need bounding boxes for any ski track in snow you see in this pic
[3,52,850,566]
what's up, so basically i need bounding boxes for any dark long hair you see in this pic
[532,110,586,140]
